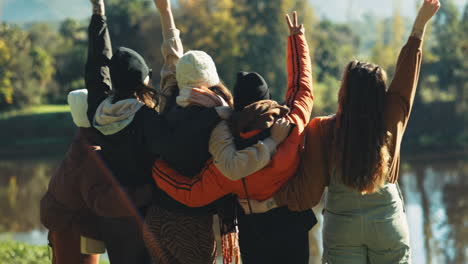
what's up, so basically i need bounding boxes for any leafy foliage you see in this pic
[0,241,49,264]
[0,0,466,148]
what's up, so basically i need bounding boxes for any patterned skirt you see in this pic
[143,204,216,264]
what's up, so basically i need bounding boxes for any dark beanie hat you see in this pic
[233,72,271,111]
[110,47,150,95]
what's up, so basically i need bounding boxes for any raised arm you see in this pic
[205,12,312,181]
[386,0,440,124]
[151,12,314,207]
[86,0,113,122]
[384,0,439,181]
[284,12,314,136]
[154,0,183,113]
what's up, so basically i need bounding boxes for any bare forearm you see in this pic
[410,15,427,39]
[411,0,441,39]
[158,7,176,39]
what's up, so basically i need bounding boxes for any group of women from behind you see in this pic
[40,0,441,263]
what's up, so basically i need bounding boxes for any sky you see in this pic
[0,0,466,23]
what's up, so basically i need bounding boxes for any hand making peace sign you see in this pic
[285,11,304,36]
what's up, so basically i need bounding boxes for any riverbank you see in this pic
[0,104,466,159]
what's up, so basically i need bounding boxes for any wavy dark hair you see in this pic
[111,83,160,109]
[209,82,234,108]
[332,61,390,194]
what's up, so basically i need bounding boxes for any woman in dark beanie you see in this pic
[80,0,227,263]
[151,11,315,264]
[152,10,313,214]
[40,1,165,263]
[142,1,293,264]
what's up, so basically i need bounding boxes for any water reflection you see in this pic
[0,155,466,263]
[0,159,59,234]
[400,156,468,264]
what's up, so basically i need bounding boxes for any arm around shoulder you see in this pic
[274,117,329,211]
[209,121,277,181]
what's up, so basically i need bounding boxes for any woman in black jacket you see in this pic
[84,0,226,263]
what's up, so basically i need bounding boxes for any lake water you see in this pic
[0,153,466,263]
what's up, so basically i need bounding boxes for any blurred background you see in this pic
[0,0,466,263]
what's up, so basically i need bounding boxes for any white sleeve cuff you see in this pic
[215,106,233,120]
[262,137,278,155]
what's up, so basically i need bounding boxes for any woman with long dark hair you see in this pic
[271,0,441,263]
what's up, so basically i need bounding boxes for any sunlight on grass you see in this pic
[0,105,70,120]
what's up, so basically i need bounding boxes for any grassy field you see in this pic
[0,240,109,264]
[0,105,71,120]
[0,104,465,159]
[0,105,76,159]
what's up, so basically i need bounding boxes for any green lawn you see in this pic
[0,105,76,158]
[0,241,109,264]
[0,105,70,120]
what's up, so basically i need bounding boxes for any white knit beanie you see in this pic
[67,89,91,128]
[176,50,220,107]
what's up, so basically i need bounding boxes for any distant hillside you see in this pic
[1,0,466,23]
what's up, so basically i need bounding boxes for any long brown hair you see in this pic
[111,83,160,109]
[209,82,234,108]
[332,61,390,194]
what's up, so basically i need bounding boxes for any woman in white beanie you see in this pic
[74,0,232,263]
[150,9,316,263]
[143,1,295,264]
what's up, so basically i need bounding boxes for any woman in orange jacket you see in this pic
[152,13,314,207]
[151,11,315,264]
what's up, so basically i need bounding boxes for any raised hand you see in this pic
[90,0,105,15]
[285,11,304,36]
[417,0,441,24]
[412,0,440,38]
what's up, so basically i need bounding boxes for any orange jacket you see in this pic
[152,33,313,207]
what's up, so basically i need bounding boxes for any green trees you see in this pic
[0,0,465,148]
[411,0,468,147]
[0,23,56,108]
[174,0,243,88]
[0,19,88,109]
[0,40,13,106]
[431,1,467,115]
